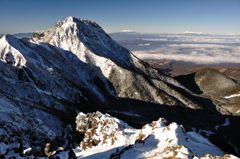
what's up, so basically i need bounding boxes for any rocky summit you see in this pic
[74,112,237,159]
[0,17,240,158]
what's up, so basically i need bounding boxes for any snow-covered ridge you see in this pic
[74,112,235,159]
[0,34,48,69]
[0,34,27,67]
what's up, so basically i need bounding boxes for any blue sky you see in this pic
[0,0,239,34]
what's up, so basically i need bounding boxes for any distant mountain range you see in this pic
[0,32,33,39]
[110,31,240,51]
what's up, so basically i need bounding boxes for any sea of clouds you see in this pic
[111,33,240,64]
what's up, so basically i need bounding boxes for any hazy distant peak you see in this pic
[182,30,204,34]
[122,29,134,32]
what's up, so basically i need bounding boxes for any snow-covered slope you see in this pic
[31,16,204,109]
[0,16,239,158]
[0,30,116,154]
[74,112,236,159]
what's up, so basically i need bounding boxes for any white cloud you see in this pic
[138,43,150,46]
[133,43,240,64]
[141,38,168,41]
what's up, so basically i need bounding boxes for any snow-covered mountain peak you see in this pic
[31,16,136,76]
[62,16,99,28]
[64,16,77,22]
[31,16,203,108]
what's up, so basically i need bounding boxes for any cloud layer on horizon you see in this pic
[111,33,240,64]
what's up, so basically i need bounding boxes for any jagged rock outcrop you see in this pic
[75,111,129,150]
[75,112,237,159]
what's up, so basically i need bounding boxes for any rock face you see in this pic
[177,68,240,115]
[195,69,240,115]
[76,111,129,150]
[195,69,237,95]
[75,112,237,159]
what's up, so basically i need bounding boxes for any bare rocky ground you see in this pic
[145,59,240,77]
[146,59,240,115]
